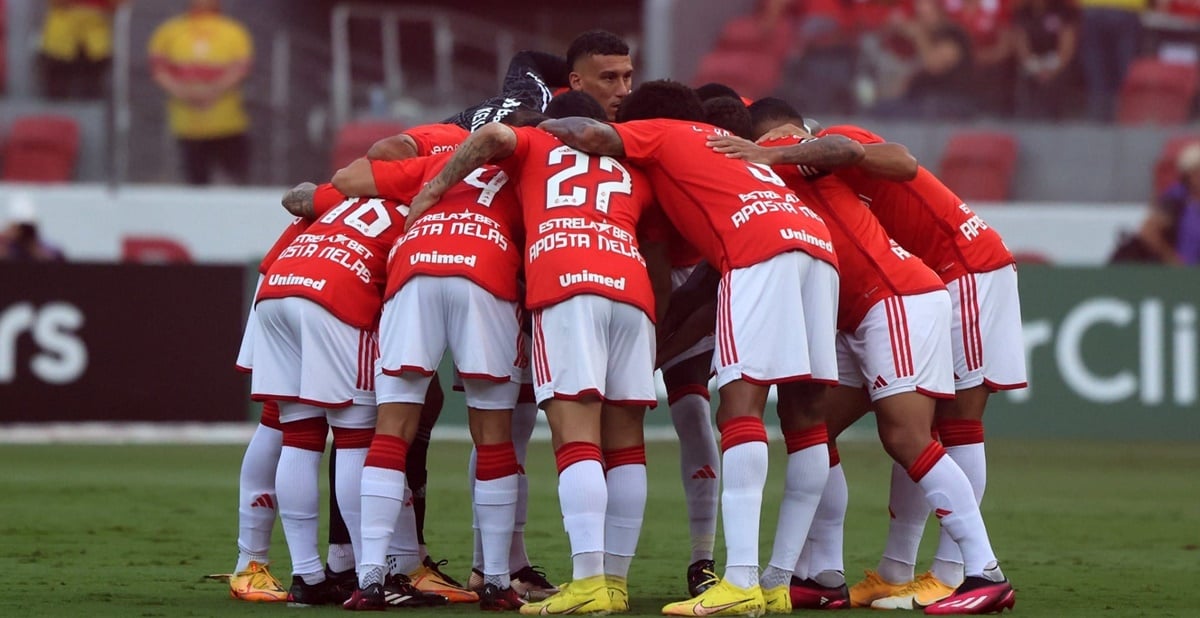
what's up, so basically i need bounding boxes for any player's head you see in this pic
[616,79,704,123]
[566,30,633,121]
[694,82,742,103]
[747,97,806,140]
[500,107,549,128]
[545,90,608,121]
[702,97,753,139]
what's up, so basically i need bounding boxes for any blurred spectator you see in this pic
[38,0,124,100]
[1077,0,1146,122]
[0,194,65,262]
[763,0,860,113]
[1135,142,1200,264]
[856,0,920,108]
[1012,0,1082,119]
[945,0,1017,116]
[148,0,253,185]
[871,0,978,119]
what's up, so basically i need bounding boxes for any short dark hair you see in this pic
[499,107,548,128]
[545,90,607,121]
[616,79,704,123]
[566,30,629,70]
[703,97,753,139]
[694,82,742,102]
[747,97,804,133]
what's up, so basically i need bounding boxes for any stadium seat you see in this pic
[1,114,81,182]
[1152,133,1200,196]
[330,120,407,174]
[1012,250,1052,266]
[713,14,794,59]
[692,49,785,101]
[1115,58,1199,125]
[937,130,1019,202]
[121,236,193,264]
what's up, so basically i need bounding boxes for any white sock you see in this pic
[604,463,647,580]
[235,423,282,573]
[476,474,519,580]
[721,441,768,588]
[764,442,828,587]
[359,466,406,584]
[326,543,355,574]
[275,445,324,579]
[469,448,483,572]
[334,446,368,566]
[931,442,988,586]
[510,402,536,572]
[386,487,421,576]
[880,461,928,584]
[914,452,996,577]
[559,459,607,580]
[670,393,719,563]
[800,462,848,580]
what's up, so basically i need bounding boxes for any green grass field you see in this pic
[2,437,1197,617]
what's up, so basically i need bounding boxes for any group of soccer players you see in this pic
[223,27,1025,616]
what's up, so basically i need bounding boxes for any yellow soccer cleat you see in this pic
[519,575,613,615]
[848,569,909,608]
[228,560,288,602]
[761,584,791,614]
[410,557,480,603]
[608,576,630,613]
[870,571,957,610]
[662,579,765,617]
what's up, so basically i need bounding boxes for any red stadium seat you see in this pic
[1152,134,1200,196]
[714,14,795,59]
[121,236,193,264]
[1,114,81,182]
[692,49,784,102]
[937,130,1019,202]
[1012,251,1052,266]
[330,120,407,174]
[1115,58,1199,125]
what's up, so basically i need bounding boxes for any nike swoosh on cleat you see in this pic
[692,599,751,616]
[540,600,591,614]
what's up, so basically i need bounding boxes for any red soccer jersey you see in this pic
[821,124,1014,282]
[612,119,837,274]
[766,137,945,331]
[405,123,470,156]
[371,154,523,302]
[256,184,406,330]
[258,217,310,275]
[498,126,659,320]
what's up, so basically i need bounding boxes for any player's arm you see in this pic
[707,133,865,168]
[406,123,518,229]
[538,117,625,157]
[858,143,918,181]
[281,181,318,218]
[367,134,419,161]
[331,158,378,197]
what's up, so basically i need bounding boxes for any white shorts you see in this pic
[251,297,377,408]
[531,295,657,406]
[837,290,955,401]
[660,264,717,372]
[947,265,1028,391]
[278,401,377,429]
[714,251,839,389]
[376,276,521,409]
[235,274,265,372]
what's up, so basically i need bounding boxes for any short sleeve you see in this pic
[313,183,347,218]
[405,124,468,156]
[370,157,432,203]
[611,120,663,164]
[821,124,881,144]
[492,125,532,178]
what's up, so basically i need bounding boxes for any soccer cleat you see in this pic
[228,561,288,602]
[686,559,719,597]
[608,575,630,613]
[871,572,957,610]
[848,569,909,608]
[482,582,526,611]
[762,584,791,614]
[662,578,766,617]
[469,568,487,593]
[343,583,387,611]
[324,565,357,604]
[410,557,480,603]
[788,576,849,610]
[287,575,338,606]
[519,575,613,615]
[513,564,560,601]
[384,573,450,607]
[922,576,1015,615]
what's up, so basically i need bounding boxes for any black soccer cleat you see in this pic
[342,583,387,611]
[687,558,720,597]
[287,575,339,606]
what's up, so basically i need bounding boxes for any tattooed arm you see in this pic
[281,182,318,218]
[707,133,865,169]
[405,122,517,230]
[537,117,626,157]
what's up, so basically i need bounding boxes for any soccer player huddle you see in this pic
[226,29,1025,616]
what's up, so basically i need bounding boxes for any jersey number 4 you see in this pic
[544,146,632,213]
